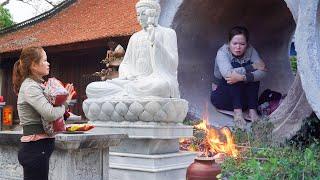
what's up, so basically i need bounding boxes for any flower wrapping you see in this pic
[44,78,68,106]
[42,78,69,135]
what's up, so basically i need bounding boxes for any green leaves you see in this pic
[221,115,320,179]
[221,144,320,179]
[0,5,14,29]
[290,56,297,73]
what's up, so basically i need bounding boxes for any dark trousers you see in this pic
[211,61,260,111]
[18,138,55,180]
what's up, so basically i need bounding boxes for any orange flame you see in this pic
[194,120,207,130]
[194,106,239,157]
[206,127,239,157]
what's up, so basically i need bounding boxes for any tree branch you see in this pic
[2,0,59,8]
[43,0,55,7]
[16,0,33,6]
[0,0,10,6]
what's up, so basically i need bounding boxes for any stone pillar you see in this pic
[0,131,127,180]
[84,98,196,180]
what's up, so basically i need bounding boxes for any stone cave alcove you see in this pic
[163,0,296,125]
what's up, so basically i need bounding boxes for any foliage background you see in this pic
[0,5,14,29]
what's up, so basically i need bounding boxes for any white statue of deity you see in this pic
[83,0,188,123]
[86,0,180,99]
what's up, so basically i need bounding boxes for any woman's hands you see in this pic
[225,71,244,84]
[212,83,218,91]
[65,83,75,102]
[252,60,267,71]
[225,60,267,84]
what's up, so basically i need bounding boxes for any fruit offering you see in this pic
[66,124,94,132]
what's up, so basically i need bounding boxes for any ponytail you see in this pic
[12,47,44,95]
[12,60,24,94]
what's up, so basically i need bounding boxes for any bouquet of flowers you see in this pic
[44,77,69,106]
[42,78,70,135]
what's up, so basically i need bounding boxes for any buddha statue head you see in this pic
[136,0,161,28]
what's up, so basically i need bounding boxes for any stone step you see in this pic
[109,151,196,180]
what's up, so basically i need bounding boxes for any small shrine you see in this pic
[93,41,125,80]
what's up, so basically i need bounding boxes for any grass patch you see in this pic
[221,143,320,179]
[221,114,320,179]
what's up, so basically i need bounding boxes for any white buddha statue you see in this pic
[86,0,180,99]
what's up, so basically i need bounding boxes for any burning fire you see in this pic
[181,106,239,158]
[195,117,239,157]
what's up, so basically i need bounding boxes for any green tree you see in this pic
[0,5,14,29]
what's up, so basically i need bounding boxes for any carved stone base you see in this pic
[91,123,193,139]
[85,97,194,179]
[90,120,194,179]
[83,98,188,123]
[109,151,196,180]
[110,139,179,155]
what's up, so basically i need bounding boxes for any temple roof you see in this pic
[0,0,140,54]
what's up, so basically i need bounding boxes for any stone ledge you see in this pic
[55,133,127,150]
[92,124,193,139]
[110,139,179,155]
[0,131,22,146]
[0,131,128,180]
[0,131,128,150]
[110,151,196,172]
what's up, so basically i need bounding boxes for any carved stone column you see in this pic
[84,98,195,180]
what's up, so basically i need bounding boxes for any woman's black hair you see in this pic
[228,26,249,43]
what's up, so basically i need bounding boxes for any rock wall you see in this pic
[159,0,296,121]
[293,0,320,118]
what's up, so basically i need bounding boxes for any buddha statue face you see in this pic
[136,0,160,29]
[136,7,149,28]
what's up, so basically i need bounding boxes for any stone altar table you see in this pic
[0,131,127,180]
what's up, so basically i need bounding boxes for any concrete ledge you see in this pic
[0,131,22,146]
[110,151,196,172]
[55,133,126,149]
[109,151,196,180]
[110,139,179,155]
[0,131,127,149]
[92,123,193,139]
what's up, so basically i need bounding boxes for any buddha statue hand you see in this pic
[146,9,156,45]
[147,26,155,45]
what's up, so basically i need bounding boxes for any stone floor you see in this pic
[207,104,234,128]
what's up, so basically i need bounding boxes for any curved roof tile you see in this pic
[0,0,140,53]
